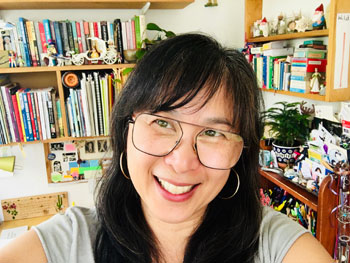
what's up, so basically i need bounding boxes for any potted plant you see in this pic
[261,101,311,167]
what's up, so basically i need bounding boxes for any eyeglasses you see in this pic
[129,113,244,170]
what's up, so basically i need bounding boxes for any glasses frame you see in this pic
[128,113,244,170]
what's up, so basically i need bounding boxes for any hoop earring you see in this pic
[120,151,130,180]
[220,169,240,200]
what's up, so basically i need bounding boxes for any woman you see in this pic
[0,34,332,263]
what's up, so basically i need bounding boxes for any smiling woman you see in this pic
[0,34,333,263]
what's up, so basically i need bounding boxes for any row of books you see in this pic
[0,84,63,145]
[65,69,127,138]
[250,40,327,93]
[0,15,146,67]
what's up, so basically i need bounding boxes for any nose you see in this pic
[163,137,201,174]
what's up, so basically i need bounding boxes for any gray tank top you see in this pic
[34,206,308,263]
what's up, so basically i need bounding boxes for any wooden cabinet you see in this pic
[245,0,350,102]
[260,170,337,255]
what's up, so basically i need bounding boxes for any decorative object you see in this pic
[295,16,312,32]
[312,4,326,30]
[56,194,64,214]
[259,17,269,37]
[0,156,15,172]
[2,201,18,219]
[123,49,138,63]
[310,68,322,94]
[262,101,311,167]
[204,0,218,7]
[277,14,286,35]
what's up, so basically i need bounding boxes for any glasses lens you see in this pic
[196,129,243,169]
[132,114,182,156]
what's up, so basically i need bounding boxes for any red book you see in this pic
[76,22,83,53]
[38,22,47,53]
[11,94,24,142]
[26,92,37,141]
[93,22,99,39]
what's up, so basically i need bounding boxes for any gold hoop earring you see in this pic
[120,151,130,180]
[221,169,240,200]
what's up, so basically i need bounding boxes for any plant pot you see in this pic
[272,143,300,169]
[260,138,273,151]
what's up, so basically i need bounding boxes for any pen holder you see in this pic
[0,156,15,172]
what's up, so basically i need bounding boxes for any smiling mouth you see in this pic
[155,176,197,195]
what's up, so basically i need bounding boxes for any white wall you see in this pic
[0,0,343,221]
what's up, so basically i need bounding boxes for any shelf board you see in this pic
[260,169,318,211]
[0,64,135,74]
[0,0,194,9]
[261,88,326,101]
[0,135,111,148]
[247,29,329,43]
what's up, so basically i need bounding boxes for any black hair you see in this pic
[94,33,263,263]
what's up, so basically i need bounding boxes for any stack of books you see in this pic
[290,40,327,94]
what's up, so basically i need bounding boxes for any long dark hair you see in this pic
[94,33,263,263]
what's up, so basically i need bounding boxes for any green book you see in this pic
[134,16,141,49]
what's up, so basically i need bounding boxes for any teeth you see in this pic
[157,178,194,195]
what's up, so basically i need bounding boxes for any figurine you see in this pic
[8,50,16,68]
[277,14,286,35]
[259,17,269,37]
[17,55,24,67]
[310,68,321,94]
[295,16,312,32]
[204,0,218,7]
[42,42,58,66]
[312,4,326,30]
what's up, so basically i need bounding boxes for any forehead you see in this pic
[168,88,234,125]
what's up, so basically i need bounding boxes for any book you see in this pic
[262,41,286,50]
[29,91,40,140]
[42,19,53,44]
[18,18,32,67]
[15,88,27,141]
[38,22,47,53]
[114,19,124,62]
[293,48,327,59]
[36,91,47,140]
[56,99,64,137]
[83,21,91,50]
[100,21,108,42]
[51,92,60,138]
[291,58,327,73]
[46,89,57,138]
[21,89,34,141]
[79,21,87,52]
[66,97,75,137]
[80,73,92,137]
[26,91,38,140]
[25,20,38,67]
[34,22,44,65]
[10,87,24,142]
[85,74,96,136]
[53,21,64,56]
[76,21,83,53]
[66,21,75,53]
[0,84,15,142]
[49,20,56,43]
[262,47,294,57]
[71,21,79,54]
[93,72,104,135]
[60,21,70,55]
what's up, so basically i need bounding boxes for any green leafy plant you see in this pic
[135,23,176,60]
[261,101,311,147]
[56,194,64,213]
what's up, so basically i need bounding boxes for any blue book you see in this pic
[18,18,32,67]
[42,19,53,44]
[20,90,34,141]
[291,75,306,81]
[53,21,63,56]
[262,56,267,88]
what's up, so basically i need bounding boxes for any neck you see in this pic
[144,209,204,263]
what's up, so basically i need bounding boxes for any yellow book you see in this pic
[16,90,26,142]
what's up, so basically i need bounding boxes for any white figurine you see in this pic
[310,68,321,94]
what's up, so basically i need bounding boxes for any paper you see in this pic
[334,13,350,90]
[64,143,76,152]
[0,225,28,239]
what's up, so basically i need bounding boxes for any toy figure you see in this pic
[312,4,326,30]
[8,50,16,67]
[17,55,24,67]
[259,17,269,37]
[310,68,321,94]
[43,42,58,66]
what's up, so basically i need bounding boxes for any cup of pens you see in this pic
[337,205,350,263]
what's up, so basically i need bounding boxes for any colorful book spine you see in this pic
[42,19,53,44]
[83,21,91,50]
[30,92,40,140]
[49,21,56,43]
[66,21,75,53]
[36,91,47,140]
[2,85,20,142]
[0,86,16,142]
[11,93,24,142]
[79,21,87,52]
[60,21,70,54]
[16,89,27,142]
[27,91,38,140]
[38,22,47,53]
[114,19,124,62]
[76,22,83,53]
[46,91,57,138]
[34,91,44,141]
[53,21,64,56]
[71,21,79,54]
[18,17,32,67]
[34,22,44,65]
[134,16,141,49]
[21,90,34,141]
[25,20,38,67]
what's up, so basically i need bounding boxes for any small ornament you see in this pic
[312,4,326,30]
[310,68,321,94]
[204,0,218,7]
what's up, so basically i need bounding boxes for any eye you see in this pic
[203,129,222,137]
[155,119,171,128]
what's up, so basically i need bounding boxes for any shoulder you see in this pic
[33,206,98,263]
[257,207,333,263]
[257,206,308,263]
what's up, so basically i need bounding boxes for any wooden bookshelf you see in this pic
[260,169,318,211]
[247,29,329,43]
[260,170,337,255]
[0,0,194,10]
[261,88,326,101]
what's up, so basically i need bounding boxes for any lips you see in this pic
[156,177,195,195]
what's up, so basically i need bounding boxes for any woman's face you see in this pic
[126,89,235,224]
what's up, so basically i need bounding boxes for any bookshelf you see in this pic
[246,0,349,256]
[0,0,194,10]
[245,0,350,102]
